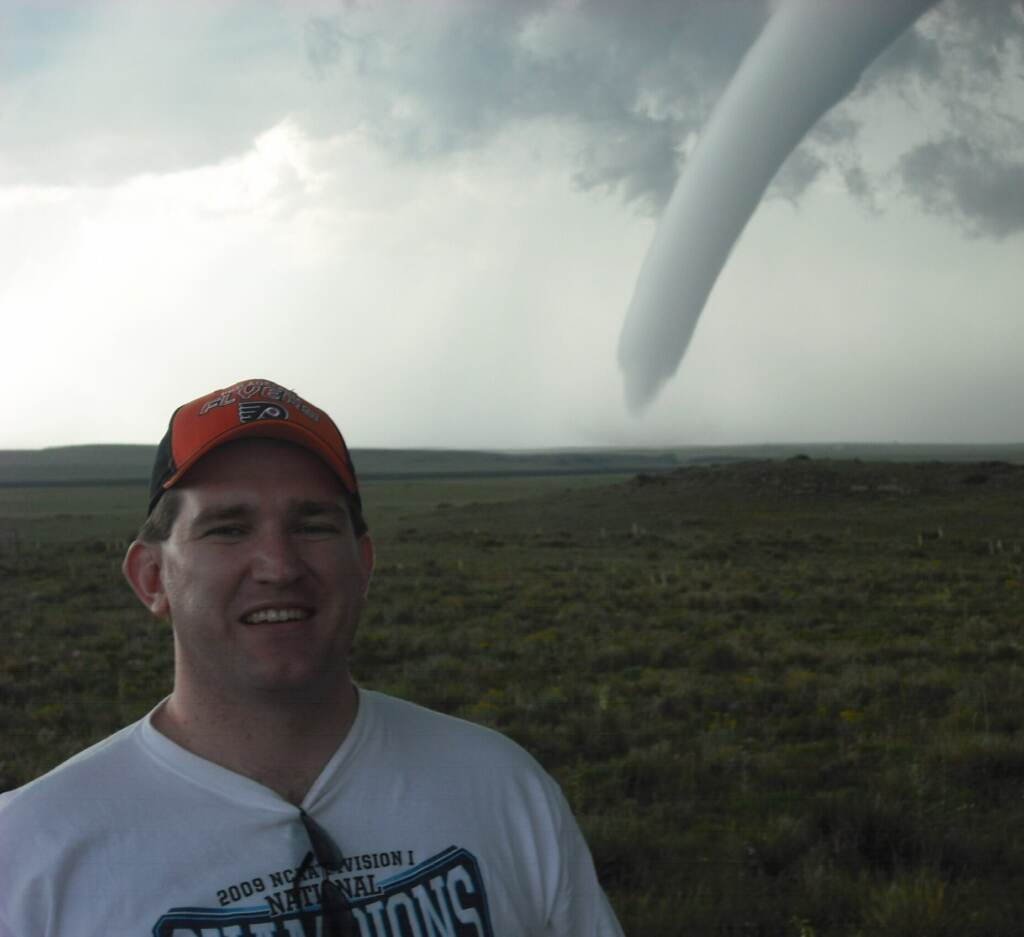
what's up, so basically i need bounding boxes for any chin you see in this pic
[248,667,348,699]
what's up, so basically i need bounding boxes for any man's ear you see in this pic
[122,540,170,619]
[358,533,375,598]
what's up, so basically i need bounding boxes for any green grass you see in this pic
[3,458,1024,935]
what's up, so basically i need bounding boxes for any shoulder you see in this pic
[0,721,142,831]
[363,689,529,753]
[360,689,551,776]
[357,689,576,830]
[0,722,148,930]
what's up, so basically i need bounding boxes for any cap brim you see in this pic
[162,420,358,497]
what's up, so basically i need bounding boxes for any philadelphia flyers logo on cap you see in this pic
[238,402,289,423]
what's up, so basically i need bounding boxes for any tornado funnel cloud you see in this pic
[617,0,940,414]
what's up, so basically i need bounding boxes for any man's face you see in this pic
[142,438,374,703]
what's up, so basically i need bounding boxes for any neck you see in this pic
[153,677,359,806]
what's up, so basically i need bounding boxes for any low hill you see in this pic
[0,445,155,485]
[1,441,1023,487]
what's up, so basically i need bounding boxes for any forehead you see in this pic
[176,438,347,507]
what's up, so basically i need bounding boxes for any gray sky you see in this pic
[3,0,1022,450]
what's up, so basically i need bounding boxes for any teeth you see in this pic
[243,608,310,624]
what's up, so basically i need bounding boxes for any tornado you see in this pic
[618,0,940,413]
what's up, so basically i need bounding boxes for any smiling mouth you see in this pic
[241,608,312,625]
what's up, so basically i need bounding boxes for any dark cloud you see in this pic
[300,0,773,208]
[2,0,1021,239]
[301,0,1023,233]
[770,148,828,204]
[900,135,1024,236]
[880,0,1024,235]
[943,0,1024,74]
[570,117,679,212]
[841,165,876,207]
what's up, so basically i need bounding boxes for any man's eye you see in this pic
[299,523,338,535]
[205,525,245,537]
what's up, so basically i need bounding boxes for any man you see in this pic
[0,379,624,937]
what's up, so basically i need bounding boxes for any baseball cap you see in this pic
[148,379,366,535]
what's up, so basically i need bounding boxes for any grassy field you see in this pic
[2,458,1024,935]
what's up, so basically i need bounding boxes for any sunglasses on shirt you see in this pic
[291,808,358,937]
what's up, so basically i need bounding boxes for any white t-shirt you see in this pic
[0,689,623,937]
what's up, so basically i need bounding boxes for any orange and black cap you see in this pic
[148,379,366,535]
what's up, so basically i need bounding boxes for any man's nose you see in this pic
[251,529,306,584]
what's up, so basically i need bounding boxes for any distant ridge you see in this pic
[0,445,156,485]
[1,442,1023,487]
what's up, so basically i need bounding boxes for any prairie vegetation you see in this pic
[2,458,1024,935]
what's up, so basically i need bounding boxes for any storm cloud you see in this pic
[3,0,1021,235]
[297,0,1024,231]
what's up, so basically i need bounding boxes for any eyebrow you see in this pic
[188,504,254,533]
[189,499,348,532]
[291,500,348,518]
